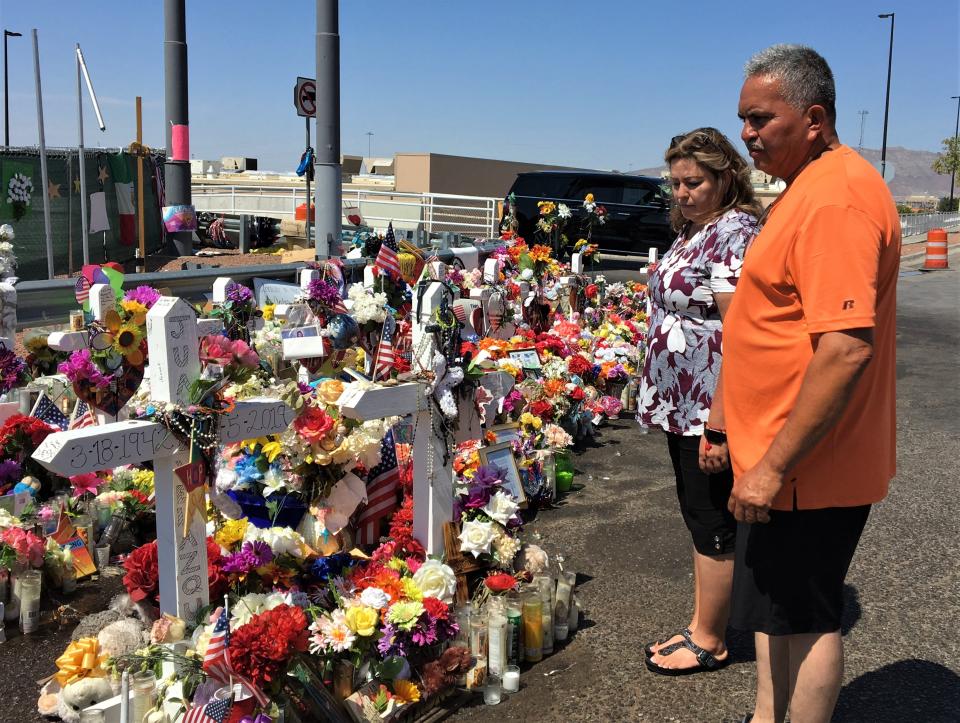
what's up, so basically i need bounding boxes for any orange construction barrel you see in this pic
[923,228,948,269]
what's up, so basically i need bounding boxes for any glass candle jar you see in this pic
[502,664,521,693]
[78,710,106,723]
[5,563,26,622]
[95,545,111,571]
[487,614,508,678]
[505,592,523,666]
[521,592,543,663]
[130,671,157,723]
[19,573,42,633]
[483,674,502,705]
[466,612,488,690]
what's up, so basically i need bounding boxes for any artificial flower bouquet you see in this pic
[0,344,29,398]
[0,413,59,497]
[209,281,261,342]
[454,463,523,567]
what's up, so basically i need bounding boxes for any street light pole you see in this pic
[4,30,22,148]
[949,95,960,210]
[366,131,373,158]
[878,13,895,181]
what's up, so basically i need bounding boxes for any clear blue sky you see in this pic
[1,0,957,173]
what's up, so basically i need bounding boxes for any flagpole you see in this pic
[32,29,54,279]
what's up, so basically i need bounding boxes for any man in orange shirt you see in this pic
[722,45,900,723]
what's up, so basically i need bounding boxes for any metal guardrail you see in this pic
[192,183,501,237]
[900,211,960,238]
[15,242,504,330]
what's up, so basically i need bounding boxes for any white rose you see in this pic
[360,587,390,610]
[483,490,519,525]
[458,519,496,559]
[412,559,457,603]
[520,268,534,281]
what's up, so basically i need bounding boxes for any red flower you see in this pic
[292,404,335,444]
[529,400,554,421]
[483,572,518,594]
[569,386,585,401]
[0,413,56,450]
[206,537,229,601]
[422,596,450,621]
[123,541,160,604]
[228,605,309,689]
[567,355,592,376]
[585,284,599,299]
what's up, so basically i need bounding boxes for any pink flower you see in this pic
[230,339,260,368]
[200,335,234,366]
[1,527,44,567]
[70,473,102,498]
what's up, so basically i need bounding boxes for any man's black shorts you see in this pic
[730,504,870,635]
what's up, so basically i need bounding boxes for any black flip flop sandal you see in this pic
[644,636,730,676]
[643,627,691,658]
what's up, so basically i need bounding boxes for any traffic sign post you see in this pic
[294,76,316,118]
[294,76,316,245]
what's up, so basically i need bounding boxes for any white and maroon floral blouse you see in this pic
[637,208,758,435]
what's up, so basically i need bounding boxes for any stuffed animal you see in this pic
[97,617,149,659]
[58,677,114,723]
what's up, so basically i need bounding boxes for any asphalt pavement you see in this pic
[448,263,960,722]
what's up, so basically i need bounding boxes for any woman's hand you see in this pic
[699,434,730,474]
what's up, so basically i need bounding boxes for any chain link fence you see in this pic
[0,146,167,281]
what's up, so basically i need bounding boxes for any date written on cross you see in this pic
[31,398,294,476]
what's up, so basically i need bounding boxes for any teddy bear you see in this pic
[57,677,115,723]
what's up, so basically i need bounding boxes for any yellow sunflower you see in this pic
[113,322,145,365]
[392,680,421,704]
[120,300,148,326]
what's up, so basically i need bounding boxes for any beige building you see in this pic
[395,152,582,198]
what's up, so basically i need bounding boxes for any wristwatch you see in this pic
[704,427,727,445]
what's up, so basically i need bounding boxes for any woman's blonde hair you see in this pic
[664,127,761,231]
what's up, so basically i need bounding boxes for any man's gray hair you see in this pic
[745,44,836,120]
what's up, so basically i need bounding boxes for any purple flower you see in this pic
[0,459,21,484]
[306,279,342,307]
[225,283,254,305]
[377,623,408,659]
[471,465,503,491]
[123,285,161,309]
[410,614,439,647]
[0,348,26,395]
[221,541,275,575]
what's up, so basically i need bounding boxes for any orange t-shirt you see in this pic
[723,145,900,511]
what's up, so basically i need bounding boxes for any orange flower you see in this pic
[478,338,507,360]
[543,379,565,397]
[529,245,552,263]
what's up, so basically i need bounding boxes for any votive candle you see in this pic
[522,593,543,663]
[502,665,520,693]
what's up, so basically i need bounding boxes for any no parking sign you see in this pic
[294,76,316,117]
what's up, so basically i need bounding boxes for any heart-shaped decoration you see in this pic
[72,363,145,417]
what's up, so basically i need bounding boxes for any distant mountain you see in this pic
[632,146,953,200]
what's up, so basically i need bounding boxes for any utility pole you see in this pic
[4,30,22,147]
[314,0,342,260]
[164,0,193,256]
[857,110,869,153]
[949,95,960,211]
[366,131,373,159]
[878,13,895,181]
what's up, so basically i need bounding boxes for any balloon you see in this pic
[325,313,360,350]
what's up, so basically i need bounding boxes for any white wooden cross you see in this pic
[32,296,293,619]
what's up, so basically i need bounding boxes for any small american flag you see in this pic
[374,222,402,279]
[202,608,231,685]
[373,316,396,381]
[325,258,346,296]
[31,393,69,431]
[357,428,402,545]
[182,695,232,723]
[69,399,97,430]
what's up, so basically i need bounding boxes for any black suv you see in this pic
[502,170,673,255]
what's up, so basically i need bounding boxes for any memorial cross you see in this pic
[32,296,294,619]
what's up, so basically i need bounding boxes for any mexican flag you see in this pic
[107,152,135,246]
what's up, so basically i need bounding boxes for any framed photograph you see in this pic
[478,442,526,505]
[488,422,520,444]
[507,347,542,370]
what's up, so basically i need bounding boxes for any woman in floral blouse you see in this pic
[639,128,760,675]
